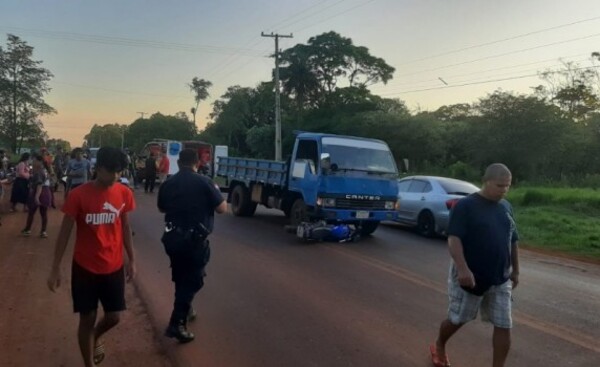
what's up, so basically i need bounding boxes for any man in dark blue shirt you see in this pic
[158,148,226,343]
[431,163,520,367]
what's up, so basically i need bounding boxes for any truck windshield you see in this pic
[322,137,397,174]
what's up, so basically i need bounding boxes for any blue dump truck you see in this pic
[217,132,399,236]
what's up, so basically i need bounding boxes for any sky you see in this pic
[1,0,600,146]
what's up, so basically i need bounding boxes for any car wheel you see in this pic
[417,210,436,237]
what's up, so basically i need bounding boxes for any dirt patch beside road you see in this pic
[0,195,172,367]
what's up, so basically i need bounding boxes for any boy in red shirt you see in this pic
[47,147,136,367]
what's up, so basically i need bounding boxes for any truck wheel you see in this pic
[417,210,436,237]
[290,199,307,226]
[231,185,251,217]
[359,221,379,236]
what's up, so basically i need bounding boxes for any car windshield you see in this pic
[438,178,479,195]
[322,137,397,174]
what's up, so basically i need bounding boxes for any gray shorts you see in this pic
[447,264,513,329]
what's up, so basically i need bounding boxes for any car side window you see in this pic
[422,182,432,193]
[407,179,427,193]
[397,179,412,192]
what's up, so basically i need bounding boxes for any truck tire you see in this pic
[359,221,379,236]
[230,185,255,217]
[290,198,308,226]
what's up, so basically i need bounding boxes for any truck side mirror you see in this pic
[320,153,331,171]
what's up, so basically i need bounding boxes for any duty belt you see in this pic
[164,222,210,237]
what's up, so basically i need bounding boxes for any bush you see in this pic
[521,189,554,206]
[448,161,479,181]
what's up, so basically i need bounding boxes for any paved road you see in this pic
[130,192,600,367]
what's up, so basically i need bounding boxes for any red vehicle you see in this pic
[182,140,212,175]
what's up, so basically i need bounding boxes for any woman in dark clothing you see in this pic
[10,152,31,212]
[21,155,52,238]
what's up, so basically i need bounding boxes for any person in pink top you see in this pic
[10,152,31,212]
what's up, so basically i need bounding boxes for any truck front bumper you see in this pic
[315,208,397,222]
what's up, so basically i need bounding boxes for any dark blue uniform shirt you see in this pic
[447,193,519,285]
[157,167,224,232]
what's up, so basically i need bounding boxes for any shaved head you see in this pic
[480,163,512,201]
[483,163,511,182]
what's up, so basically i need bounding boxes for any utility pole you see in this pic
[137,111,148,119]
[261,31,292,161]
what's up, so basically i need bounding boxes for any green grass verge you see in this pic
[507,187,600,260]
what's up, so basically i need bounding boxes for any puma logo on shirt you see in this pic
[85,202,126,225]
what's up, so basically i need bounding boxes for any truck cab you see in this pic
[218,132,399,236]
[286,133,399,234]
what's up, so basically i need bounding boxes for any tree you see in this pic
[534,60,600,121]
[46,138,71,152]
[279,32,394,110]
[126,112,197,152]
[0,34,55,153]
[189,77,212,125]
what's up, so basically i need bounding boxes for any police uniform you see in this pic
[157,166,224,341]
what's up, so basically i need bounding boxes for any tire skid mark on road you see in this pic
[326,246,600,355]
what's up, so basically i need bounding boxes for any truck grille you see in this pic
[335,199,387,210]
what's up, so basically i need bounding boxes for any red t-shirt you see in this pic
[159,157,170,174]
[62,182,136,274]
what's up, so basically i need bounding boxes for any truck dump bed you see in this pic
[217,157,287,187]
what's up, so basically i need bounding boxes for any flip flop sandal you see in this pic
[430,344,451,367]
[93,342,105,364]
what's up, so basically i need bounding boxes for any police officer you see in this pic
[157,148,226,343]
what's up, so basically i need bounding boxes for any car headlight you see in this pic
[385,201,396,210]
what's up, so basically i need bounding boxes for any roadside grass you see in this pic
[507,187,600,260]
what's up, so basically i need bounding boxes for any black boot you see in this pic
[165,319,195,343]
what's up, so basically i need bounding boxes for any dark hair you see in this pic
[96,147,128,173]
[20,152,30,162]
[178,148,198,166]
[32,154,51,171]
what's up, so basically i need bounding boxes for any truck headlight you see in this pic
[318,197,336,207]
[385,201,396,210]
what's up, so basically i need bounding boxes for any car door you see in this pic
[401,179,429,223]
[396,179,413,221]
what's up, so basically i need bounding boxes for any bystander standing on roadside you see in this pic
[20,154,53,238]
[158,151,170,184]
[144,152,157,193]
[10,152,31,212]
[47,147,136,367]
[430,163,520,367]
[66,148,91,195]
[157,148,226,343]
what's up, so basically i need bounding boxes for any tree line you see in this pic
[3,32,600,184]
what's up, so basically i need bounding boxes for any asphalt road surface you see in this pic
[130,192,600,367]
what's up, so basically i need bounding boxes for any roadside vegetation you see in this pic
[508,187,600,261]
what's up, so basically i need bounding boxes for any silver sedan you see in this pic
[395,176,479,237]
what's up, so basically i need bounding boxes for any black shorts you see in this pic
[71,261,126,314]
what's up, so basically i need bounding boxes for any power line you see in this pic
[289,0,377,34]
[380,65,600,96]
[375,53,590,90]
[52,81,188,99]
[0,26,269,56]
[395,32,600,79]
[398,15,600,66]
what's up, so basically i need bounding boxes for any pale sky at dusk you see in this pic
[2,0,600,146]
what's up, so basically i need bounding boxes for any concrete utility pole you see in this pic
[261,31,293,161]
